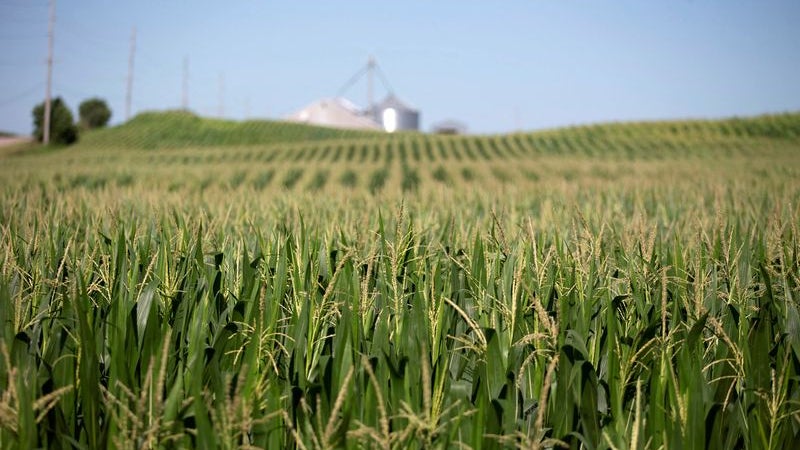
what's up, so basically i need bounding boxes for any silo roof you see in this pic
[377,94,417,112]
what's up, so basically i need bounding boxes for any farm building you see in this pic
[286,98,381,131]
[432,120,468,135]
[286,57,420,133]
[286,94,419,133]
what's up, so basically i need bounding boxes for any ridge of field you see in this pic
[532,112,800,140]
[2,112,799,199]
[79,110,382,150]
[69,110,800,152]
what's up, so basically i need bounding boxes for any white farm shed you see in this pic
[286,98,380,130]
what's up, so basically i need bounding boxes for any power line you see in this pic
[134,50,176,77]
[0,60,43,67]
[56,39,123,66]
[0,82,44,107]
[0,33,46,39]
[56,21,125,53]
[0,2,46,25]
[53,82,117,101]
[0,0,47,9]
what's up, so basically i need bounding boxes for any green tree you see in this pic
[32,97,78,145]
[78,97,112,129]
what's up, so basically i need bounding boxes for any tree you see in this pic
[32,97,78,145]
[78,97,112,129]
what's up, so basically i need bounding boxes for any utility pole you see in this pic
[125,26,136,121]
[43,0,55,144]
[182,57,189,110]
[218,72,224,118]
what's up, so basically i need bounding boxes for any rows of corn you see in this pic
[4,112,798,198]
[1,113,799,449]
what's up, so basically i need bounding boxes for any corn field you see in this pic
[1,112,799,449]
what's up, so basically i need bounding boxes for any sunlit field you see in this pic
[1,112,799,449]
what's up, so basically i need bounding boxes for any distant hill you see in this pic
[16,110,799,158]
[79,110,382,149]
[2,110,798,196]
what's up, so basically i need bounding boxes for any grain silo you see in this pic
[372,94,420,132]
[334,57,420,133]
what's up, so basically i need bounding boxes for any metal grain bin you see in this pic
[373,94,419,132]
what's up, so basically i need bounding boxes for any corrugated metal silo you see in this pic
[373,94,420,132]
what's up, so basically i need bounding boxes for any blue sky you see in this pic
[1,0,799,135]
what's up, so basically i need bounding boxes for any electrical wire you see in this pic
[53,82,120,102]
[0,59,43,67]
[57,22,126,54]
[0,0,46,9]
[0,82,44,107]
[0,34,46,41]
